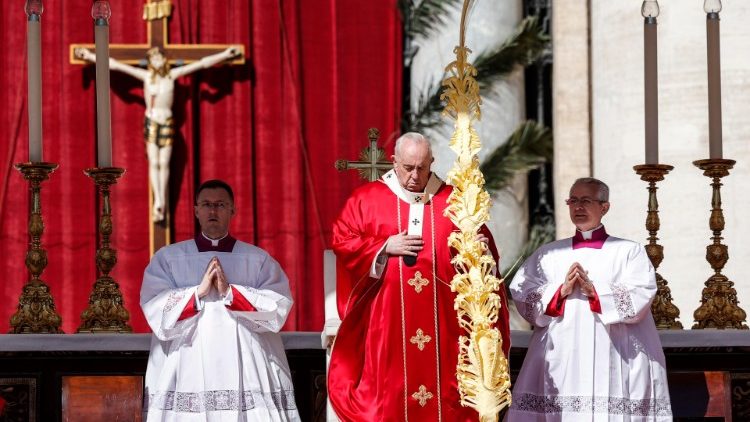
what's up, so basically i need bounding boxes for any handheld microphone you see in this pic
[403,255,417,267]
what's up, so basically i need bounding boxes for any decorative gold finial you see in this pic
[443,1,511,420]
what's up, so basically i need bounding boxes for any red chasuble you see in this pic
[329,174,511,422]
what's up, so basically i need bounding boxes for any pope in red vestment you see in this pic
[328,133,511,421]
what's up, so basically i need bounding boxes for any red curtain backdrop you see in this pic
[0,0,402,333]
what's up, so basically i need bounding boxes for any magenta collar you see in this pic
[195,233,237,252]
[572,226,608,249]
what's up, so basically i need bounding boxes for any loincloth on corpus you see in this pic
[144,117,174,148]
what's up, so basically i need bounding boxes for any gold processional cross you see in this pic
[335,128,393,182]
[70,0,245,255]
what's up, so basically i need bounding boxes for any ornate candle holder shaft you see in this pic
[10,162,63,333]
[692,159,747,329]
[78,167,132,333]
[633,164,682,329]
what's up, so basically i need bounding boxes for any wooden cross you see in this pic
[335,128,393,182]
[69,0,245,255]
[69,0,245,66]
[409,328,432,351]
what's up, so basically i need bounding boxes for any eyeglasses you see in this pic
[565,197,605,207]
[196,201,231,211]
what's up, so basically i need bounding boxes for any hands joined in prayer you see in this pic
[562,262,596,298]
[198,257,230,298]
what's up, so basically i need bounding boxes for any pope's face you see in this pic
[392,140,433,192]
[194,188,235,239]
[567,182,609,231]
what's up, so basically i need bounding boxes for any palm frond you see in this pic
[501,216,556,284]
[405,16,549,134]
[474,16,549,90]
[480,120,552,191]
[399,0,462,41]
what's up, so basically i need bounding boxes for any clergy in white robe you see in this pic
[140,179,300,422]
[506,177,671,422]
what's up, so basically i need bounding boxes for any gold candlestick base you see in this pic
[78,167,132,333]
[10,162,63,333]
[692,158,747,329]
[633,164,682,329]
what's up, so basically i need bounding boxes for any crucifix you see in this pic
[335,128,393,182]
[70,0,245,255]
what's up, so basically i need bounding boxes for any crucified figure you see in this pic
[74,45,241,222]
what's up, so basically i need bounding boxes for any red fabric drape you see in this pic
[0,0,402,333]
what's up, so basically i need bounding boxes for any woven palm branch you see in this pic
[442,1,511,420]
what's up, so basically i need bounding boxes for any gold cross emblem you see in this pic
[407,271,429,293]
[411,385,434,407]
[410,328,432,351]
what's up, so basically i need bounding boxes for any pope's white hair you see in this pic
[394,132,432,157]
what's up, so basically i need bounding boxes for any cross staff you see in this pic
[335,128,393,182]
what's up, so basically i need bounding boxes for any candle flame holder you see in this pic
[692,158,747,329]
[633,164,682,329]
[77,167,132,333]
[10,162,63,333]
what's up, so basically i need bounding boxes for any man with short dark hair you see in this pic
[140,179,300,421]
[506,177,672,421]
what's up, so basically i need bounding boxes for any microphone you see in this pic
[403,255,417,267]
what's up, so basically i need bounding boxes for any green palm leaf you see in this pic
[480,120,552,191]
[474,16,549,90]
[398,0,462,41]
[405,16,549,133]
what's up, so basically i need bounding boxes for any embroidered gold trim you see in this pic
[430,203,443,420]
[397,198,409,422]
[412,385,434,407]
[407,271,430,293]
[410,328,432,351]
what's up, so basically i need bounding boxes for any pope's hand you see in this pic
[385,230,423,257]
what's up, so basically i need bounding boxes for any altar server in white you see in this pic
[507,177,672,421]
[140,179,300,422]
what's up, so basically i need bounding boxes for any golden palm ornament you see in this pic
[442,1,511,420]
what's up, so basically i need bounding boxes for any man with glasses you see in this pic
[506,177,672,421]
[328,132,511,421]
[140,179,300,421]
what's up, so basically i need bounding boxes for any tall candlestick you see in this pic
[705,0,722,159]
[92,1,112,168]
[25,0,43,163]
[642,1,659,164]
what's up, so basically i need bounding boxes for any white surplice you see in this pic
[140,239,300,422]
[506,235,672,422]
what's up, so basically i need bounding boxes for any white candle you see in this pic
[92,1,112,168]
[25,0,43,163]
[704,0,722,159]
[642,1,659,165]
